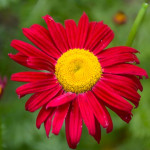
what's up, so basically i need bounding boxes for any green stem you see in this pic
[126,2,149,46]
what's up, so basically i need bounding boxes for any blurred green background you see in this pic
[0,0,150,150]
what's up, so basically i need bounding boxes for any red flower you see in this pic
[9,13,148,149]
[0,76,7,99]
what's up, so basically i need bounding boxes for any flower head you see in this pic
[113,11,127,25]
[9,13,148,149]
[0,76,7,99]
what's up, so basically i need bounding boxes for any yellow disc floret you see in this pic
[0,85,2,94]
[55,49,102,93]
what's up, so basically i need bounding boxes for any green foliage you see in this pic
[0,0,150,150]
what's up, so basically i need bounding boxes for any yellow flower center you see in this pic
[0,85,2,94]
[55,49,102,93]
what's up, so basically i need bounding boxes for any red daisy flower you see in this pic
[0,76,7,99]
[9,13,148,149]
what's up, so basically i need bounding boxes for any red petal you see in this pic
[22,26,61,59]
[84,22,114,53]
[125,75,143,91]
[43,15,69,53]
[96,46,139,59]
[84,21,104,49]
[8,53,30,68]
[65,107,72,148]
[103,74,143,91]
[36,107,55,129]
[114,109,132,123]
[75,12,89,48]
[9,53,55,71]
[104,63,148,78]
[102,74,141,107]
[26,85,62,112]
[103,106,113,133]
[16,79,58,98]
[65,100,82,149]
[93,118,101,143]
[27,57,55,72]
[44,110,55,138]
[93,80,133,112]
[103,74,138,91]
[100,53,139,67]
[65,19,77,49]
[77,93,103,143]
[92,30,114,55]
[86,91,112,131]
[52,103,70,135]
[10,40,56,63]
[25,92,41,110]
[30,24,51,37]
[11,72,54,82]
[77,94,96,136]
[57,23,70,50]
[84,21,97,48]
[46,92,76,107]
[106,104,132,123]
[109,83,140,107]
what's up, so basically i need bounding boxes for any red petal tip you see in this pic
[82,11,87,16]
[22,28,27,32]
[10,39,18,47]
[36,122,41,129]
[52,131,59,135]
[8,53,12,57]
[145,74,149,79]
[25,106,29,111]
[42,15,54,21]
[46,132,50,138]
[18,95,21,99]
